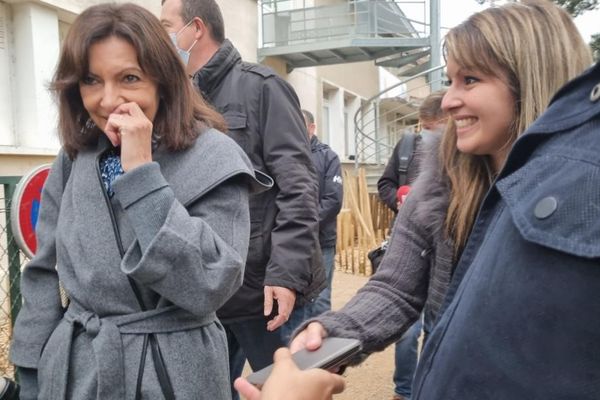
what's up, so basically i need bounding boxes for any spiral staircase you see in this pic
[354,64,446,190]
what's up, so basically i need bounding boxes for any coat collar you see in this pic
[192,39,241,100]
[521,62,600,136]
[499,62,600,178]
[152,128,272,206]
[88,129,271,207]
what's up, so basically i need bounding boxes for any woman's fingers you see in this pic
[305,368,346,395]
[233,377,261,400]
[103,114,122,147]
[104,102,153,171]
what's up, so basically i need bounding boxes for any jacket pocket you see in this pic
[496,154,600,258]
[223,110,247,130]
[222,109,249,150]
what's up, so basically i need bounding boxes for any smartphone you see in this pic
[246,337,361,386]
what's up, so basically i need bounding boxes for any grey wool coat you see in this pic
[306,135,456,361]
[10,129,270,399]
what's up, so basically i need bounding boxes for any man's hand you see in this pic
[234,348,345,400]
[264,286,296,331]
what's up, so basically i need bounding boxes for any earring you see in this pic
[80,118,96,135]
[151,130,162,150]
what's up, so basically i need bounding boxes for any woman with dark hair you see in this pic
[10,3,269,399]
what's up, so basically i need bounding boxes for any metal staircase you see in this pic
[353,65,446,190]
[257,0,444,191]
[259,0,434,74]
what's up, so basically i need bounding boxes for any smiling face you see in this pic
[79,36,160,134]
[442,57,516,172]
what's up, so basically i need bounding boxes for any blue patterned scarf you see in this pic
[99,149,124,198]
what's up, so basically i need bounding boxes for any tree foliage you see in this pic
[552,0,598,17]
[551,0,600,60]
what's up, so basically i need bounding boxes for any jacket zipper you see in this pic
[95,150,125,257]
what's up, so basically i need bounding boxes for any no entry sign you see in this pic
[10,164,52,258]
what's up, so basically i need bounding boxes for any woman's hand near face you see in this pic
[289,322,328,353]
[104,102,153,171]
[234,348,345,400]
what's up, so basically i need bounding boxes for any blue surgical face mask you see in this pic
[169,20,198,66]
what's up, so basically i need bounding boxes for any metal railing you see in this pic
[261,0,426,48]
[0,176,26,378]
[353,64,446,167]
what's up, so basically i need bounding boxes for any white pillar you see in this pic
[12,2,60,150]
[327,85,343,154]
[0,3,14,146]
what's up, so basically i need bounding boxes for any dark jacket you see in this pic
[310,135,343,248]
[377,133,423,213]
[193,40,325,320]
[413,63,600,399]
[308,135,455,363]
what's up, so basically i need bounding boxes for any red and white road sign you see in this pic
[10,164,52,258]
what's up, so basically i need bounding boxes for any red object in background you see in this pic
[11,164,52,258]
[396,185,411,204]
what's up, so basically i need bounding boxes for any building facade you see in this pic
[0,0,437,176]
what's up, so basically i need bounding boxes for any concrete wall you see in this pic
[219,0,258,62]
[317,61,380,99]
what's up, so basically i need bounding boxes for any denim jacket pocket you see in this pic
[496,154,600,258]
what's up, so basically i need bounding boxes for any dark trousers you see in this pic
[224,317,284,400]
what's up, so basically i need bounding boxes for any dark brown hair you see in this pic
[52,2,226,158]
[418,89,446,125]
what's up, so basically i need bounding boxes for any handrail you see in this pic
[260,0,426,48]
[357,64,444,116]
[353,64,445,168]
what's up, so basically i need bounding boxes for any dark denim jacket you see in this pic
[412,62,600,399]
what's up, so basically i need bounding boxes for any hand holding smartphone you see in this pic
[246,337,361,386]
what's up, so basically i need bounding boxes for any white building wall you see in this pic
[0,3,14,147]
[12,2,60,151]
[287,66,319,126]
[219,0,258,62]
[344,95,360,158]
[323,82,344,156]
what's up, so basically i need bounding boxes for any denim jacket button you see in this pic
[591,83,600,102]
[534,196,558,219]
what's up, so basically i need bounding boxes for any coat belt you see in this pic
[49,301,215,400]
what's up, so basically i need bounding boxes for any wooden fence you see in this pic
[336,168,394,276]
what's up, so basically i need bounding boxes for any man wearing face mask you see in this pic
[160,1,325,399]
